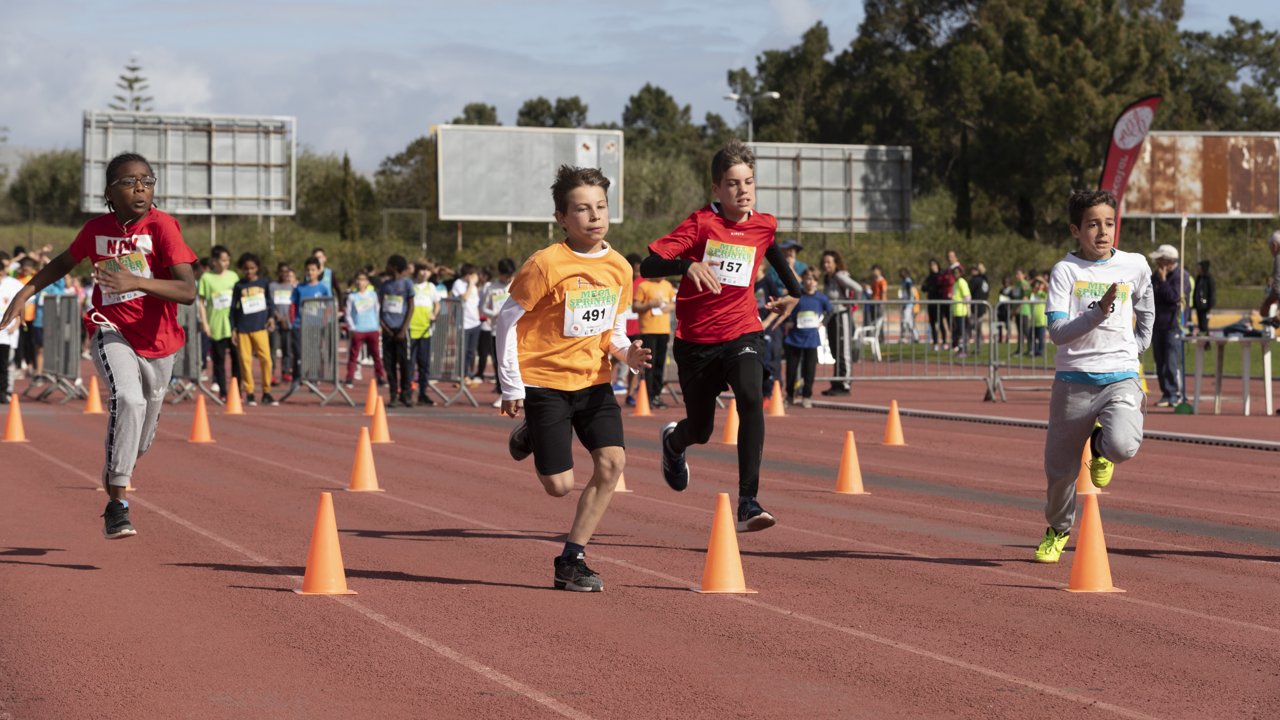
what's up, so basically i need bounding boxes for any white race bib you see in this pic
[240,293,267,315]
[415,289,435,308]
[383,295,405,315]
[273,290,293,307]
[212,291,233,310]
[702,239,755,287]
[94,252,151,306]
[1069,281,1132,331]
[488,290,510,311]
[563,287,619,337]
[354,296,377,314]
[796,311,822,329]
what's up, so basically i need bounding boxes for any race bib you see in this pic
[651,307,665,316]
[796,311,822,329]
[240,293,267,315]
[702,239,755,287]
[563,287,619,337]
[212,291,233,310]
[95,252,151,306]
[383,295,405,315]
[415,289,435,308]
[1069,281,1132,331]
[273,290,293,307]
[488,290,510,310]
[354,296,377,314]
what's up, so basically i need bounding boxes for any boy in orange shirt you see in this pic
[496,165,652,592]
[633,275,676,408]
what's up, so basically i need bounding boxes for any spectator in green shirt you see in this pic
[197,245,241,401]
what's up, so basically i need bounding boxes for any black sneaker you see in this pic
[102,500,137,539]
[400,395,414,408]
[736,497,776,533]
[262,393,279,407]
[660,422,689,492]
[509,420,532,462]
[418,395,435,406]
[246,396,258,407]
[554,553,603,592]
[821,386,850,397]
[279,380,300,402]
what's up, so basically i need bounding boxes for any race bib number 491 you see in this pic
[563,287,619,337]
[702,240,755,287]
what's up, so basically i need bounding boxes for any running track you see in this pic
[2,385,1278,719]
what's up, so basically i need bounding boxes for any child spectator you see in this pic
[281,257,332,402]
[452,263,482,385]
[379,255,415,407]
[270,263,296,385]
[230,252,277,406]
[898,267,920,344]
[633,269,677,409]
[1030,276,1049,357]
[818,250,861,395]
[480,258,516,407]
[345,270,384,387]
[922,258,951,350]
[1192,260,1215,336]
[0,252,22,402]
[197,245,241,401]
[949,264,971,357]
[783,269,831,408]
[409,260,440,406]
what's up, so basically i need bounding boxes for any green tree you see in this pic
[7,149,84,225]
[374,136,437,214]
[452,103,500,125]
[1169,17,1280,131]
[734,23,833,143]
[108,58,153,112]
[622,84,700,156]
[339,153,360,242]
[517,96,589,127]
[296,149,376,235]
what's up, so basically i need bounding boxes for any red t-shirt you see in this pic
[648,204,776,344]
[69,209,198,358]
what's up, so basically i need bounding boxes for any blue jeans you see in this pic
[1152,327,1184,403]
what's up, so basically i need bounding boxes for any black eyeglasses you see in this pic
[111,175,158,189]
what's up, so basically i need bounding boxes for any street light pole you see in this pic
[724,91,780,144]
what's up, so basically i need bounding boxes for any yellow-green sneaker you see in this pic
[1034,527,1070,563]
[1089,423,1113,488]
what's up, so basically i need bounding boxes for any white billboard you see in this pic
[437,125,624,223]
[749,142,911,233]
[81,111,296,215]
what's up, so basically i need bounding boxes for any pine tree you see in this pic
[339,153,360,242]
[109,58,154,112]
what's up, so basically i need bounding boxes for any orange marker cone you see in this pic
[294,492,358,595]
[633,380,652,417]
[1074,443,1101,496]
[224,377,244,415]
[347,427,384,492]
[370,396,392,444]
[884,400,906,446]
[189,395,215,443]
[767,380,786,417]
[3,395,28,443]
[1065,494,1124,593]
[835,430,869,495]
[692,493,757,594]
[614,472,633,494]
[721,398,740,445]
[363,379,378,416]
[84,376,104,414]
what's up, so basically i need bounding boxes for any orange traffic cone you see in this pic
[370,396,392,444]
[615,472,633,494]
[189,395,215,443]
[692,493,757,594]
[767,380,786,417]
[294,492,358,595]
[884,400,906,446]
[633,380,652,417]
[721,398,739,445]
[1065,494,1123,593]
[363,379,378,416]
[224,377,244,415]
[835,431,869,495]
[1074,443,1102,496]
[84,376,104,414]
[347,427,384,492]
[3,395,28,443]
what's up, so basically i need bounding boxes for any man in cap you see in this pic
[1148,244,1192,407]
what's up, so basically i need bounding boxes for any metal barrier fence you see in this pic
[427,297,478,407]
[24,293,86,403]
[296,296,354,407]
[168,301,220,404]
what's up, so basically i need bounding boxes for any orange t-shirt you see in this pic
[509,242,633,392]
[634,278,674,335]
[871,277,888,301]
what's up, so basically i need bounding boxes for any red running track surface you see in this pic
[1,388,1278,719]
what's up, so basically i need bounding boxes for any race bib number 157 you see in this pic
[702,239,755,287]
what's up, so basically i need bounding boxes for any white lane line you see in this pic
[20,444,593,720]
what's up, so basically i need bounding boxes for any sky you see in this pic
[0,0,1276,172]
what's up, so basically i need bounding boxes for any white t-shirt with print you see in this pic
[1046,249,1151,374]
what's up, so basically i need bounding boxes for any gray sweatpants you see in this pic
[1044,378,1145,532]
[91,328,177,488]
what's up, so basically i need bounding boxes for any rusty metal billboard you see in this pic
[1124,131,1280,218]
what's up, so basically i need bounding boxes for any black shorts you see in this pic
[524,383,625,476]
[673,332,766,394]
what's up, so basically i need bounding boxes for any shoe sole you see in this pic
[661,422,689,492]
[554,579,604,592]
[736,512,776,533]
[103,527,137,539]
[1032,554,1061,563]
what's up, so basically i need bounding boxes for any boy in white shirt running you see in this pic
[1035,190,1154,563]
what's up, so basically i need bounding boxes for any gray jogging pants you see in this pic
[91,328,176,488]
[1043,378,1145,533]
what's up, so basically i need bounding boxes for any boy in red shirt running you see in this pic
[642,140,800,532]
[1,153,198,539]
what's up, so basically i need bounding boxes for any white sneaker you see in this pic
[491,398,502,408]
